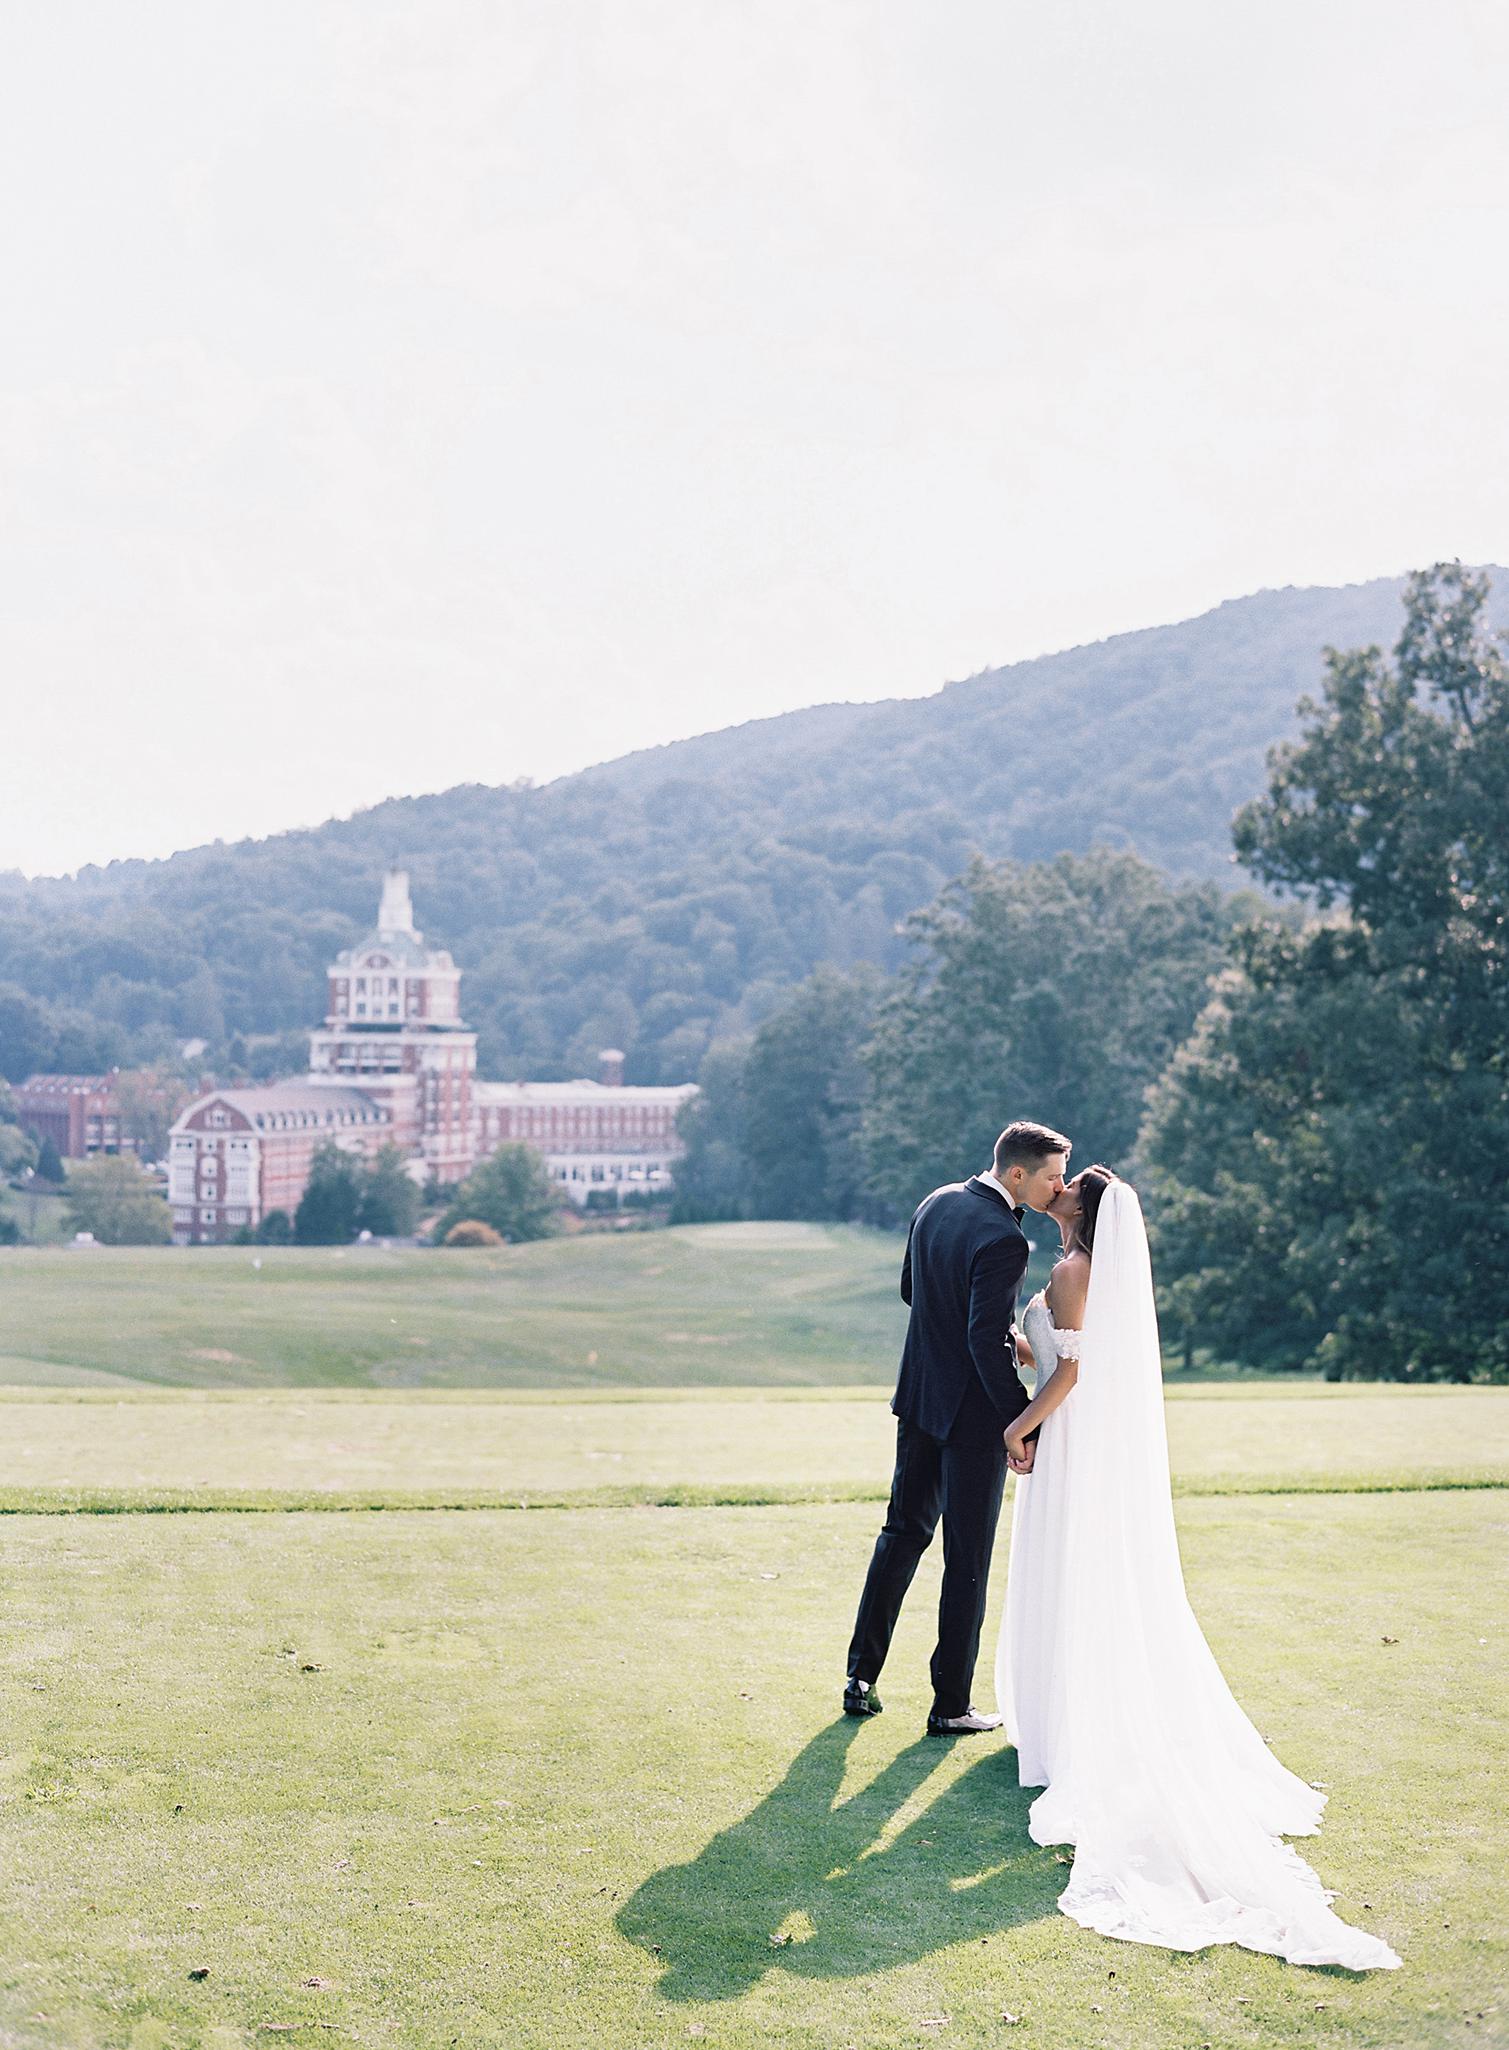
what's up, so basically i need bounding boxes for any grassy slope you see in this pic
[0,1227,912,1390]
[0,1223,1469,1395]
[1,1491,1503,2050]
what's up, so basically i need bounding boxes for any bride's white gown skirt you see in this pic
[996,1264,1399,1971]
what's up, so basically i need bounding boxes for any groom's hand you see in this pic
[1005,1431,1035,1474]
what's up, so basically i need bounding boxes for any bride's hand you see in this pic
[1005,1430,1034,1474]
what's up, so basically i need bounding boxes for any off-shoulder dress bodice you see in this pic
[1020,1289,1082,1392]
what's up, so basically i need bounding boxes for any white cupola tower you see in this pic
[377,867,418,938]
[307,873,477,1182]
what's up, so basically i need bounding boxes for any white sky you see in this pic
[3,0,1508,877]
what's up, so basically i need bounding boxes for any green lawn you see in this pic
[0,1383,1503,1511]
[1,1491,1503,2050]
[0,1227,911,1388]
[1,1231,1505,2048]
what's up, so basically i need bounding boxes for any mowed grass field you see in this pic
[0,1383,1505,1511]
[1,1228,1506,2049]
[0,1226,914,1390]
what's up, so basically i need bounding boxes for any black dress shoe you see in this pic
[926,1706,1003,1735]
[843,1678,883,1717]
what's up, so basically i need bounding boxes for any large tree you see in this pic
[860,850,1237,1216]
[63,1156,172,1245]
[293,1143,364,1246]
[356,1144,423,1238]
[0,1123,37,1179]
[1141,564,1509,1380]
[741,966,882,1220]
[114,1066,195,1164]
[670,1042,752,1224]
[433,1143,560,1244]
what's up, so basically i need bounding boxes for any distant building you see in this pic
[13,1072,134,1160]
[167,872,696,1244]
[475,1052,692,1205]
[168,1085,391,1241]
[307,868,477,1184]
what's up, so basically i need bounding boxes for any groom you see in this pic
[844,1120,1071,1734]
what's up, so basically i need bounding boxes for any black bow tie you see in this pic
[1011,1203,1025,1222]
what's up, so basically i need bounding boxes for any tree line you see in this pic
[4,566,1503,1379]
[3,574,1483,1094]
[673,566,1509,1383]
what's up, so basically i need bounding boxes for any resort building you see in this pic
[167,1084,391,1242]
[166,872,695,1243]
[12,1071,134,1159]
[474,1056,693,1203]
[307,867,476,1184]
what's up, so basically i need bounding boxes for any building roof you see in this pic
[173,1084,390,1134]
[15,1072,120,1097]
[332,931,444,972]
[328,869,457,974]
[473,1080,697,1105]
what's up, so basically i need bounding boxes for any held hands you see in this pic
[1005,1428,1035,1475]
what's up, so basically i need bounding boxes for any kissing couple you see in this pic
[843,1120,1400,1971]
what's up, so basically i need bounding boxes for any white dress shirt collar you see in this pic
[979,1166,1019,1207]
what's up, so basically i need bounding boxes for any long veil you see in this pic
[1022,1182,1400,1969]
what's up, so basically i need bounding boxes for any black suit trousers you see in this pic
[845,1375,1010,1718]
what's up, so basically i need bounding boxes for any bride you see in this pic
[995,1167,1401,1970]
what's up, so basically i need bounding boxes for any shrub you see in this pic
[443,1218,505,1248]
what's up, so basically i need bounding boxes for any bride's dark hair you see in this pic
[1066,1164,1119,1258]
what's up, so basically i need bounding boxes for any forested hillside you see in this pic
[3,570,1504,1083]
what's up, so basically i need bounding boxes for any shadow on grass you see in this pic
[617,1718,1063,2001]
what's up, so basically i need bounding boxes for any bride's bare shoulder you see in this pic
[1046,1249,1090,1323]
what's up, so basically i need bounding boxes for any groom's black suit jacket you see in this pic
[892,1177,1032,1442]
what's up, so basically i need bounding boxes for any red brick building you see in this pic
[12,1072,134,1160]
[166,872,696,1243]
[306,868,476,1183]
[168,1085,390,1244]
[474,1053,693,1203]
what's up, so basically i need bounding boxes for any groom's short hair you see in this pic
[993,1120,1071,1174]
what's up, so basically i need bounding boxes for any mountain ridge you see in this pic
[2,566,1505,1084]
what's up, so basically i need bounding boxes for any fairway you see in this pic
[0,1382,1505,1510]
[2,1491,1505,2050]
[0,1227,911,1389]
[2,1230,1506,2049]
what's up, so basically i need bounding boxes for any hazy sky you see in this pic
[4,1,1508,877]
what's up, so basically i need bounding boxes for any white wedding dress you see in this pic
[995,1185,1400,1970]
